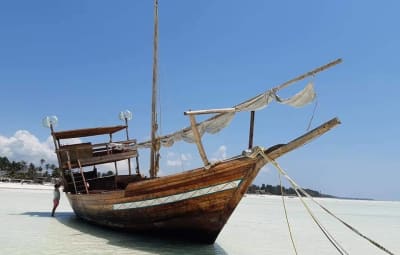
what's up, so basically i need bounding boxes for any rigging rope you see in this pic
[306,76,318,131]
[253,148,395,255]
[257,151,348,254]
[306,97,318,131]
[279,172,298,255]
[298,185,396,255]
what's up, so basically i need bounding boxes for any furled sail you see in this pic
[275,82,316,107]
[137,82,315,149]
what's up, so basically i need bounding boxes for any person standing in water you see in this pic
[51,183,61,217]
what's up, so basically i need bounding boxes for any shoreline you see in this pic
[0,182,53,191]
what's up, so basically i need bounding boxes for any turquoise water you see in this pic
[0,187,399,254]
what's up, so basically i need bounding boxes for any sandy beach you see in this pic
[1,184,399,254]
[0,182,54,191]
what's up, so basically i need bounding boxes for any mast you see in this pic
[150,0,159,178]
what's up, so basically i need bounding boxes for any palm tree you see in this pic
[28,163,36,179]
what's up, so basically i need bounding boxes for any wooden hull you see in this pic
[64,118,340,243]
[66,153,265,243]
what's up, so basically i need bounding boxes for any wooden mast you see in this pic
[150,0,159,178]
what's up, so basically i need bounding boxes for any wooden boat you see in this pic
[44,0,342,244]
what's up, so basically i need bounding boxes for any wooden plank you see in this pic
[53,125,127,140]
[189,115,210,166]
[63,150,138,169]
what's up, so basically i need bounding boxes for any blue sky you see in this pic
[0,1,399,201]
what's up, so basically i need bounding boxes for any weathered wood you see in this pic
[53,114,341,243]
[189,115,210,167]
[77,160,89,194]
[64,150,137,169]
[150,0,159,178]
[184,108,236,115]
[274,58,342,91]
[266,117,341,160]
[91,139,137,149]
[53,125,127,139]
[63,117,341,243]
[248,111,255,149]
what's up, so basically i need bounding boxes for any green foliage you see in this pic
[0,156,59,180]
[248,183,330,197]
[102,170,114,177]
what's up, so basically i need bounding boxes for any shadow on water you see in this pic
[21,211,228,255]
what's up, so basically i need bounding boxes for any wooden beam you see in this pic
[274,58,342,92]
[266,117,341,160]
[184,108,236,116]
[189,115,210,167]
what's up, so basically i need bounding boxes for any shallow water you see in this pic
[0,187,399,254]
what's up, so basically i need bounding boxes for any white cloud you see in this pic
[166,152,192,168]
[260,165,271,174]
[0,130,57,165]
[210,145,227,162]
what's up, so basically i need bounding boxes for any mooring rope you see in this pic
[257,150,348,254]
[253,148,395,255]
[278,172,298,255]
[298,186,396,255]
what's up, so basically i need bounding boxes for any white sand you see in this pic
[0,182,54,190]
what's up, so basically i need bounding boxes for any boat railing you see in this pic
[57,139,138,170]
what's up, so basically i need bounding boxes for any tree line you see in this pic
[0,156,61,181]
[247,183,334,198]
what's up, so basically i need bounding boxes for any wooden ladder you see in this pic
[65,150,89,194]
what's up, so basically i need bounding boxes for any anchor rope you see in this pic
[250,147,395,255]
[253,149,348,254]
[278,172,298,255]
[299,185,396,255]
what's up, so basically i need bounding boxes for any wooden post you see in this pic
[77,160,89,194]
[150,0,159,178]
[114,162,118,175]
[66,151,77,194]
[50,124,63,179]
[125,118,132,176]
[114,161,118,189]
[135,156,140,175]
[248,111,255,149]
[189,115,210,167]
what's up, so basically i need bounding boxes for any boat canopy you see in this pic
[53,125,127,140]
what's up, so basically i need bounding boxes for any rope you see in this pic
[257,150,348,254]
[306,97,318,131]
[253,148,395,255]
[299,189,396,255]
[306,77,318,131]
[279,172,298,255]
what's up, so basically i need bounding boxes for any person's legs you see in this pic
[51,199,59,217]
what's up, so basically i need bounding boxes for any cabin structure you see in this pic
[51,125,143,194]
